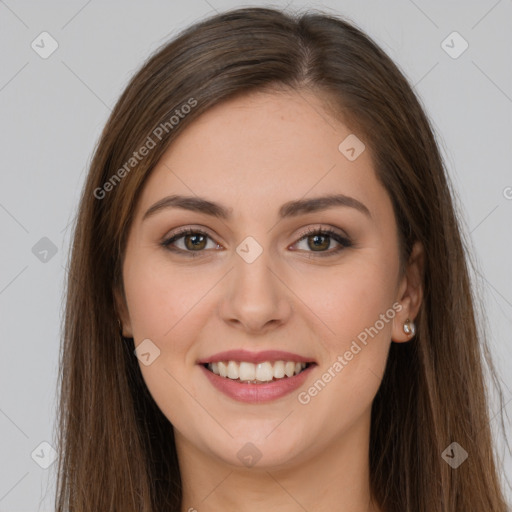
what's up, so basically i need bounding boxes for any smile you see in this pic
[198,350,317,403]
[205,360,311,383]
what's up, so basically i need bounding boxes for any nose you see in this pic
[218,246,292,334]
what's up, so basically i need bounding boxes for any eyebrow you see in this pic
[142,193,371,221]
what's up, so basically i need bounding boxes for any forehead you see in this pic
[134,90,388,223]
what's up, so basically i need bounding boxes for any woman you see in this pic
[56,6,510,511]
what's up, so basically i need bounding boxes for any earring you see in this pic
[403,318,416,337]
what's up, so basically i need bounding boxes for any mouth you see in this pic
[197,350,317,402]
[203,360,315,384]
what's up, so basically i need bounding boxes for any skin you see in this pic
[115,89,424,512]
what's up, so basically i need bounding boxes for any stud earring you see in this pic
[403,318,416,337]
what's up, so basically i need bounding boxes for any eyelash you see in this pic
[160,226,352,258]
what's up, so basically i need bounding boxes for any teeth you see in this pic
[218,361,227,377]
[227,361,239,379]
[285,361,295,377]
[255,362,273,382]
[274,360,285,378]
[207,360,308,382]
[239,362,256,381]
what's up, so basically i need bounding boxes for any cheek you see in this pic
[290,255,398,344]
[123,260,211,427]
[123,257,215,345]
[291,255,396,410]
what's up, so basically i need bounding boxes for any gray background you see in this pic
[1,0,511,510]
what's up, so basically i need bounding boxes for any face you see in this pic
[116,89,422,470]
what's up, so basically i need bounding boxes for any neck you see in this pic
[176,411,380,512]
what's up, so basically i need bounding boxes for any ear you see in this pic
[392,240,424,343]
[113,285,133,338]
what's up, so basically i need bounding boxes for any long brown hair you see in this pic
[55,6,510,511]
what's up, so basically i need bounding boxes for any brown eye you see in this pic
[183,233,207,250]
[161,226,352,258]
[161,228,220,256]
[306,233,331,251]
[293,228,352,257]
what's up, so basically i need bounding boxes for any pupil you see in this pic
[309,234,328,251]
[186,234,206,250]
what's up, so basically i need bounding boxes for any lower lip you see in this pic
[199,364,315,403]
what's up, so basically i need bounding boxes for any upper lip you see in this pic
[197,349,316,365]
